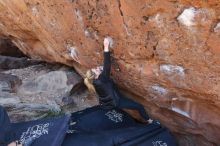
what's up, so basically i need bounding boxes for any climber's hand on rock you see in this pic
[104,37,110,52]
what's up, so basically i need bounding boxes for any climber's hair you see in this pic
[84,70,96,94]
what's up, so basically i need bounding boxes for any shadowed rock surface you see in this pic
[0,37,25,57]
[0,55,43,70]
[0,0,220,145]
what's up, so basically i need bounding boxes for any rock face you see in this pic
[0,0,220,145]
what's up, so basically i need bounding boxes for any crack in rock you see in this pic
[117,0,131,36]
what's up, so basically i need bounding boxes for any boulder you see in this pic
[19,71,76,95]
[0,0,220,145]
[0,63,92,122]
[17,69,83,106]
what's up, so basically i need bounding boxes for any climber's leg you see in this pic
[117,96,149,120]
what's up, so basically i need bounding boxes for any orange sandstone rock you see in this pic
[0,0,220,145]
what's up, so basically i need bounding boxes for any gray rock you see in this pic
[8,103,61,122]
[0,73,21,92]
[19,71,71,94]
[0,62,94,123]
[18,70,82,97]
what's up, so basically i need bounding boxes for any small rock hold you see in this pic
[84,29,90,37]
[142,16,149,21]
[177,7,196,27]
[214,22,220,33]
[67,45,80,63]
[160,64,185,76]
[151,85,168,95]
[75,9,84,27]
[31,6,39,16]
[18,71,72,95]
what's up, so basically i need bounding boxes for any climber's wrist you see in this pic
[104,47,109,52]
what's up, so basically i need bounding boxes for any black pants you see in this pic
[118,96,149,120]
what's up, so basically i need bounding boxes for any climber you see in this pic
[84,37,149,121]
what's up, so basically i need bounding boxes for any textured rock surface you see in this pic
[0,0,220,145]
[1,63,97,122]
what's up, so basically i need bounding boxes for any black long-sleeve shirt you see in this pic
[102,52,111,79]
[93,52,149,120]
[93,52,119,106]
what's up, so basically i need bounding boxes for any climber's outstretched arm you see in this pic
[102,38,111,79]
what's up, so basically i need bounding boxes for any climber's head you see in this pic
[84,66,102,93]
[91,66,103,79]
